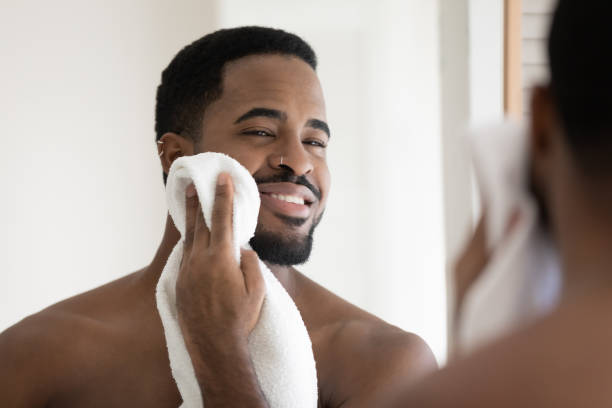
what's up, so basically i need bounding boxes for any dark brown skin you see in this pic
[383,84,612,407]
[0,54,436,407]
[177,178,268,406]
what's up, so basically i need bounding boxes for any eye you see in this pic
[303,139,327,148]
[242,128,274,137]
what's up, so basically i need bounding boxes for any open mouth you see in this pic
[257,181,317,219]
[258,191,314,220]
[265,193,312,206]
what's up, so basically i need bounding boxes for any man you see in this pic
[383,0,612,406]
[0,27,435,407]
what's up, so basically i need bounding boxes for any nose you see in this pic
[268,138,314,176]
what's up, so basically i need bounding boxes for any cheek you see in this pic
[316,163,331,206]
[197,139,267,174]
[229,151,267,174]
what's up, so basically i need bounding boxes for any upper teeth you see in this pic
[270,193,305,205]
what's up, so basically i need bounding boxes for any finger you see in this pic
[241,250,265,333]
[454,212,490,300]
[503,207,522,240]
[183,183,198,251]
[210,173,234,246]
[472,212,487,254]
[463,212,490,275]
[240,250,265,298]
[193,199,211,249]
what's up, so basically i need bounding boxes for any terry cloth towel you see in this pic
[155,152,318,407]
[457,120,563,354]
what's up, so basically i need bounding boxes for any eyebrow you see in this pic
[306,118,330,138]
[234,108,286,124]
[234,107,331,138]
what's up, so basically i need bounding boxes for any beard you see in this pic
[249,212,323,266]
[250,169,324,266]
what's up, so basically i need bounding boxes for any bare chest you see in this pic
[43,317,181,408]
[50,351,180,407]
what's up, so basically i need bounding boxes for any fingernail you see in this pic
[186,184,196,198]
[217,173,228,186]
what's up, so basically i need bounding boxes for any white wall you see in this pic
[469,0,505,126]
[467,0,505,223]
[0,0,217,327]
[0,0,506,366]
[218,0,448,362]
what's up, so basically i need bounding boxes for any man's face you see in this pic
[194,54,331,265]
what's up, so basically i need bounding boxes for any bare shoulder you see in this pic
[323,318,437,384]
[0,271,147,407]
[293,270,437,406]
[340,319,435,367]
[0,306,111,407]
[294,269,435,365]
[390,294,612,408]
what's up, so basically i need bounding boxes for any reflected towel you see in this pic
[457,120,562,354]
[156,152,318,407]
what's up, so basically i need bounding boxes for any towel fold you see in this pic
[457,120,562,354]
[156,152,318,407]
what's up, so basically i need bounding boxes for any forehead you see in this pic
[206,54,326,120]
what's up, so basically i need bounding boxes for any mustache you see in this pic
[254,171,322,201]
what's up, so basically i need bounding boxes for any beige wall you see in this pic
[0,0,506,364]
[0,0,218,327]
[217,0,450,361]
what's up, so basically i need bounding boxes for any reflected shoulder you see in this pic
[0,307,107,407]
[334,319,437,378]
[0,269,150,407]
[315,318,437,408]
[293,270,437,407]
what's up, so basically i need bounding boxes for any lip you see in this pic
[259,194,311,218]
[257,182,317,204]
[257,182,316,219]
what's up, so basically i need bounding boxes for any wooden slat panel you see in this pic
[523,64,549,87]
[522,38,547,64]
[522,14,551,39]
[523,87,534,114]
[522,0,556,14]
[519,1,555,119]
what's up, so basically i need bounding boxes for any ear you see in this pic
[528,85,563,202]
[157,132,195,176]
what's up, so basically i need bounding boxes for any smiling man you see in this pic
[0,27,435,407]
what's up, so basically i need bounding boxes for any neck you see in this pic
[137,215,180,287]
[138,215,298,295]
[558,192,612,300]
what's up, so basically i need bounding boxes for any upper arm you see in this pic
[330,323,437,408]
[349,333,437,407]
[0,316,59,408]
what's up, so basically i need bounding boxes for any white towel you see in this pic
[155,152,318,407]
[457,120,563,354]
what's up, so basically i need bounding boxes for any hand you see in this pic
[453,213,489,315]
[453,208,521,325]
[175,173,265,352]
[175,173,269,406]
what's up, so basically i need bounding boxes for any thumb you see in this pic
[240,250,265,299]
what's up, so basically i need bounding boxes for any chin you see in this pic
[249,224,315,266]
[259,210,312,230]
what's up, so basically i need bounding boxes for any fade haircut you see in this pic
[548,0,612,173]
[155,26,317,144]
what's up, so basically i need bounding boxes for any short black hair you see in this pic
[155,26,317,144]
[548,0,612,173]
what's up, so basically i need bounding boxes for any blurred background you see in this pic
[0,0,554,363]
